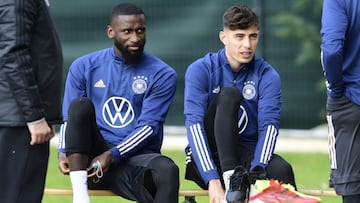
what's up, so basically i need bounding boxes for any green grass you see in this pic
[43,148,341,203]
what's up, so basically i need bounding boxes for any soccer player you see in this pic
[0,0,63,202]
[184,5,297,202]
[58,3,179,203]
[321,0,360,202]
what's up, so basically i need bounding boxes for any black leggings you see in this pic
[205,87,297,189]
[65,97,107,157]
[65,98,179,203]
[146,156,180,203]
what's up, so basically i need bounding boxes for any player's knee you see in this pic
[159,157,179,179]
[218,87,242,106]
[150,156,179,185]
[68,97,95,119]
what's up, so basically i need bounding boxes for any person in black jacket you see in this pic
[0,0,63,203]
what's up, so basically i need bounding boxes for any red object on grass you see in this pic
[249,179,320,203]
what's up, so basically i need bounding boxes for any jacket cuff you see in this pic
[110,147,122,164]
[203,171,220,186]
[26,117,46,126]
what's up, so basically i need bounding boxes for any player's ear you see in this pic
[107,25,114,39]
[219,30,226,46]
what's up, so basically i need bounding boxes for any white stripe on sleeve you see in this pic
[190,123,214,172]
[260,125,277,164]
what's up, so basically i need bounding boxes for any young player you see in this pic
[184,5,297,202]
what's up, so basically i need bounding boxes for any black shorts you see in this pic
[327,96,360,195]
[88,152,170,201]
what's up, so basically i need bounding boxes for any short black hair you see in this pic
[223,5,259,30]
[110,3,144,23]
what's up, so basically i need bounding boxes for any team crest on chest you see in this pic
[132,75,148,94]
[242,80,256,100]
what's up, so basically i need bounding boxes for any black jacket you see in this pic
[0,0,63,126]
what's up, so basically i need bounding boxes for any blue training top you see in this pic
[321,0,360,104]
[184,48,281,185]
[58,48,177,163]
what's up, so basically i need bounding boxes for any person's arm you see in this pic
[0,1,55,145]
[184,60,220,185]
[320,0,347,98]
[109,67,178,163]
[58,59,88,154]
[0,1,45,123]
[57,59,87,173]
[251,67,281,170]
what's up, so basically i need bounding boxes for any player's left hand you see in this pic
[87,150,113,177]
[208,179,225,203]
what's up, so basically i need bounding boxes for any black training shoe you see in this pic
[226,165,250,203]
[248,166,268,185]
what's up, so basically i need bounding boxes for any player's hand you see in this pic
[208,179,225,203]
[27,119,54,145]
[58,152,70,175]
[87,151,113,178]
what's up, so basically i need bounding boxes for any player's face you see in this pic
[107,14,146,63]
[219,25,259,71]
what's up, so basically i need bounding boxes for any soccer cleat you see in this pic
[226,165,250,203]
[249,179,320,203]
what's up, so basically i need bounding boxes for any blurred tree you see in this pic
[270,0,326,128]
[271,0,323,66]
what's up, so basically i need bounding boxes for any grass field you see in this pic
[43,147,341,203]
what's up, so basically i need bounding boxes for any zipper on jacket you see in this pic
[233,79,237,86]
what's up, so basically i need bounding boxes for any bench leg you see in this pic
[182,196,197,203]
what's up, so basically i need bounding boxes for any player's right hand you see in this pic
[208,179,225,203]
[58,152,70,175]
[27,119,54,145]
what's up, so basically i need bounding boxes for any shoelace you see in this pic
[92,160,104,183]
[227,166,253,203]
[230,167,249,189]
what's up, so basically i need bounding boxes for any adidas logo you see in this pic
[94,79,106,88]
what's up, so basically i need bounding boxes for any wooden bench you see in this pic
[44,189,208,203]
[44,188,337,203]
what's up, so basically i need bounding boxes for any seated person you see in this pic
[183,4,297,203]
[57,3,179,203]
